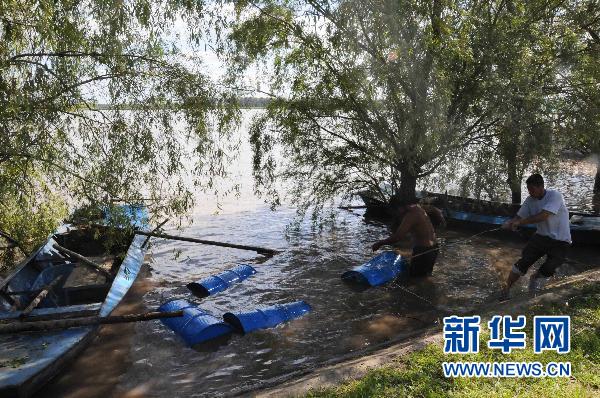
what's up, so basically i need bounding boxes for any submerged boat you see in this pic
[0,206,148,397]
[357,190,600,246]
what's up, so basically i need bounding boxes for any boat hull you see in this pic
[356,191,600,247]
[0,208,148,397]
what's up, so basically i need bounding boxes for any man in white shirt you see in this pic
[499,174,571,300]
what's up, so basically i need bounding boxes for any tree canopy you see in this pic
[559,0,600,184]
[2,0,600,264]
[227,0,503,210]
[0,0,237,264]
[223,0,600,211]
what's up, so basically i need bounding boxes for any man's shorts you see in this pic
[514,234,570,277]
[410,244,439,277]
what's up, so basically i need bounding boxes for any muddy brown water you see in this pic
[38,202,599,398]
[33,121,600,397]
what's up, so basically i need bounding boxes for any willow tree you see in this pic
[489,5,562,205]
[485,0,594,204]
[223,0,527,213]
[0,0,236,263]
[492,32,558,205]
[559,0,600,195]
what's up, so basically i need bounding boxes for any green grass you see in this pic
[307,286,600,398]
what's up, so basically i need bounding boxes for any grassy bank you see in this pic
[307,286,600,398]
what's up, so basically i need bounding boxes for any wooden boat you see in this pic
[357,190,600,246]
[0,206,148,397]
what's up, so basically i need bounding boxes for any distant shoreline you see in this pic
[91,97,271,110]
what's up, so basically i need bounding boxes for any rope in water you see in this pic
[384,227,592,314]
[379,227,505,314]
[382,227,505,261]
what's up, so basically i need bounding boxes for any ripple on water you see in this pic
[114,187,599,396]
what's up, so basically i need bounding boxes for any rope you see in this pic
[377,227,505,314]
[381,227,504,261]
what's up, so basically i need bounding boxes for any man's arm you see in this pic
[372,214,414,251]
[502,215,522,230]
[502,211,553,230]
[513,210,553,226]
[502,199,529,230]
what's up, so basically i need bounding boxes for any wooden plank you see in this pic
[134,230,279,256]
[0,303,102,323]
[0,243,47,306]
[20,275,65,317]
[0,243,45,292]
[0,310,184,334]
[52,243,113,279]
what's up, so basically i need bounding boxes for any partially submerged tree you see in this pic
[224,0,563,214]
[225,0,597,212]
[559,0,600,195]
[0,0,237,264]
[450,1,564,204]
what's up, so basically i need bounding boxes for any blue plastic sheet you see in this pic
[187,264,257,298]
[158,299,232,346]
[223,301,312,334]
[102,204,149,229]
[341,251,407,286]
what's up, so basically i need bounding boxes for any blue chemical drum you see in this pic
[223,301,312,334]
[187,264,257,298]
[341,251,408,286]
[158,299,232,346]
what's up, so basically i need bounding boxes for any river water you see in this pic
[38,114,600,397]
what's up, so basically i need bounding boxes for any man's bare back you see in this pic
[371,203,441,277]
[371,204,437,250]
[401,205,436,247]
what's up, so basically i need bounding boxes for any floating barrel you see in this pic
[187,264,257,298]
[158,299,232,346]
[341,251,408,286]
[223,301,311,334]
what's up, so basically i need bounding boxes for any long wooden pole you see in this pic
[135,231,279,256]
[338,205,367,210]
[20,275,65,317]
[142,218,170,248]
[0,310,184,334]
[52,243,113,279]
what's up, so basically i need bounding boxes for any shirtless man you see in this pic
[371,198,441,277]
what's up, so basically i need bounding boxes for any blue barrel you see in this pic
[223,301,312,334]
[158,299,233,346]
[341,251,408,286]
[187,264,257,298]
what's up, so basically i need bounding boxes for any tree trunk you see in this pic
[398,168,417,203]
[510,186,522,204]
[594,160,600,194]
[388,167,418,229]
[506,150,522,204]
